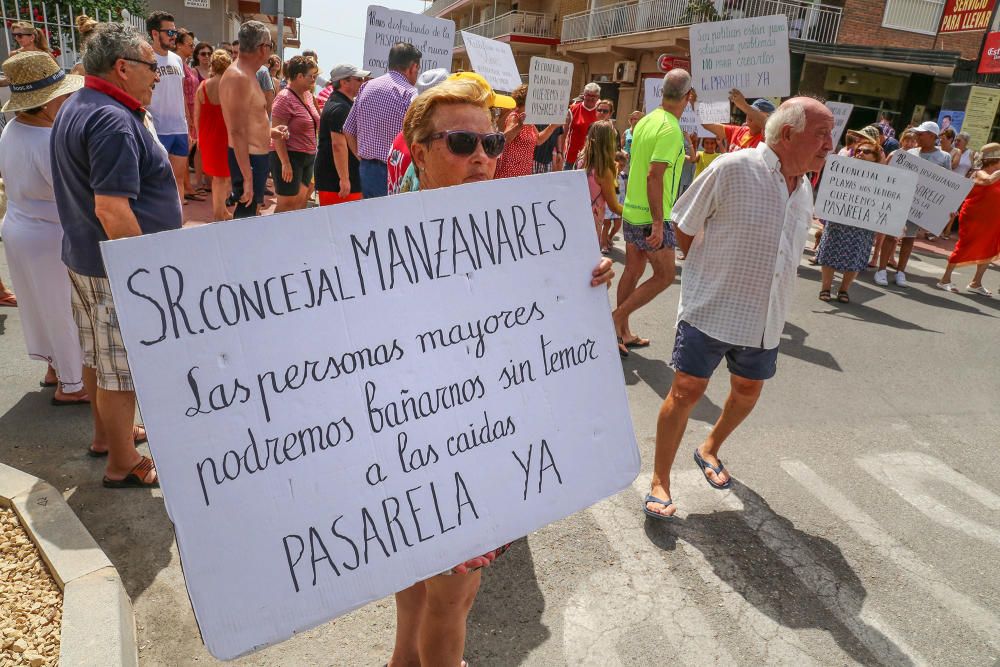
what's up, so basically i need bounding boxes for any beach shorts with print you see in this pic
[623,220,676,252]
[671,320,778,381]
[68,271,133,392]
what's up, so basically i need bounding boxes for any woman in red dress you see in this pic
[194,49,232,221]
[493,84,559,179]
[936,143,1000,296]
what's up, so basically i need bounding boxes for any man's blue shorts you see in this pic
[670,320,778,381]
[157,133,189,157]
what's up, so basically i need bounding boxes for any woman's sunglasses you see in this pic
[12,32,33,38]
[597,107,611,114]
[426,130,505,158]
[198,50,211,56]
[855,148,878,156]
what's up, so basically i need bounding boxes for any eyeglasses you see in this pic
[12,32,33,38]
[198,50,211,56]
[583,93,599,99]
[123,57,158,73]
[425,130,505,158]
[159,28,178,37]
[855,148,878,156]
[596,107,611,114]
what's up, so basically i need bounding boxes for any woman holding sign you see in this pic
[936,143,1000,297]
[494,84,559,179]
[395,77,614,667]
[815,138,884,303]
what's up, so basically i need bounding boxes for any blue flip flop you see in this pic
[643,494,675,520]
[693,449,732,489]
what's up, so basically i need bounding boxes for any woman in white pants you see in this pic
[0,52,87,404]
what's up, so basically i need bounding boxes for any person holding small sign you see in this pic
[494,84,560,179]
[644,98,834,519]
[393,76,614,666]
[702,90,774,153]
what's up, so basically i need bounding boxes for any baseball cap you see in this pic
[915,120,941,134]
[751,98,776,113]
[328,63,370,84]
[448,71,517,109]
[416,68,450,94]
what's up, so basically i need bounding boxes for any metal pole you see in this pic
[276,0,284,63]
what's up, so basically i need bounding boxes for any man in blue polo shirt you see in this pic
[51,22,182,489]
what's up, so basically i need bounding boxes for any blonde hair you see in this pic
[12,22,49,53]
[403,78,492,148]
[76,14,98,38]
[210,49,231,76]
[582,120,618,179]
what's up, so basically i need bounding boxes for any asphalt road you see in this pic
[1,232,998,666]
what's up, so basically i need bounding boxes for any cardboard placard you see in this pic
[890,150,974,234]
[99,172,641,660]
[363,5,455,77]
[962,86,1000,151]
[825,101,853,147]
[461,31,522,93]
[814,155,918,237]
[524,57,574,125]
[642,77,713,137]
[690,15,790,102]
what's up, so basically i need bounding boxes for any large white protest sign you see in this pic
[814,155,918,237]
[363,5,454,77]
[690,15,790,102]
[890,150,974,234]
[100,172,640,660]
[524,57,573,125]
[643,77,714,137]
[461,31,522,92]
[826,101,853,147]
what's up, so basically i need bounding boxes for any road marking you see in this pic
[781,458,1000,649]
[858,451,1000,546]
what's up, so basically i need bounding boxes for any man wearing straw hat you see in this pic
[50,23,183,489]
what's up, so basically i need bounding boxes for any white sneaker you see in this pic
[895,271,908,288]
[874,269,888,286]
[967,284,993,297]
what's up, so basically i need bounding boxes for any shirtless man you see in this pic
[219,20,287,218]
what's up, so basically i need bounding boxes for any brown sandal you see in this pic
[103,455,158,488]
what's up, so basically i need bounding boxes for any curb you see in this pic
[0,463,138,667]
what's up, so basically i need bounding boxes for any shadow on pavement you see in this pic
[643,480,914,666]
[0,312,6,335]
[779,322,843,371]
[466,537,549,664]
[0,391,174,602]
[621,353,723,425]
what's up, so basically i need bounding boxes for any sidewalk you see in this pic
[180,181,278,228]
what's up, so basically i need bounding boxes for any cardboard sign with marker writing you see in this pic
[890,150,974,235]
[99,172,641,660]
[461,31,522,92]
[690,15,790,102]
[826,101,853,147]
[814,155,917,237]
[363,5,454,77]
[524,57,573,125]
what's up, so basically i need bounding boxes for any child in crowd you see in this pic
[581,121,623,254]
[601,150,628,254]
[694,135,721,179]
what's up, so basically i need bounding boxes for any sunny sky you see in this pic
[284,0,430,72]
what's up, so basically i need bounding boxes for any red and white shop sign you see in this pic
[940,0,996,33]
[979,31,1000,73]
[656,54,690,73]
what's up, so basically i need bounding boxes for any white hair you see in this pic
[583,82,601,95]
[661,69,691,102]
[764,103,807,147]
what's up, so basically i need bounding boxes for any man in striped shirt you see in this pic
[343,43,421,199]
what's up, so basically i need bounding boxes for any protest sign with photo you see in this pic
[100,172,641,660]
[826,101,853,146]
[643,77,714,137]
[690,15,790,102]
[814,155,918,237]
[524,57,573,125]
[890,150,975,234]
[461,31,522,92]
[363,5,454,77]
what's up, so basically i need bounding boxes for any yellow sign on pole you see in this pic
[962,86,1000,150]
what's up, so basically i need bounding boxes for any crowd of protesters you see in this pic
[0,10,998,666]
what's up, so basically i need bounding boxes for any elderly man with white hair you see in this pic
[562,81,602,168]
[643,97,834,519]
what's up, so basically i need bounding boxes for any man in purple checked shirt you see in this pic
[343,43,421,199]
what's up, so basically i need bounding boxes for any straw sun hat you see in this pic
[1,51,83,113]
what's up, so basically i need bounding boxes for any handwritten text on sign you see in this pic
[363,5,454,77]
[524,57,573,125]
[890,150,974,235]
[643,77,716,137]
[461,31,522,92]
[99,173,641,661]
[814,155,917,237]
[826,101,853,147]
[690,15,790,102]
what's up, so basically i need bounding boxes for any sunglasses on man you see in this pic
[426,130,505,158]
[158,28,178,37]
[123,57,158,73]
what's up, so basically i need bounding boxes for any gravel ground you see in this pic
[0,507,61,667]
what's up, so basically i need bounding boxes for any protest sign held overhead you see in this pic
[826,101,853,146]
[461,31,522,92]
[690,15,790,102]
[363,5,454,77]
[99,172,641,661]
[890,151,975,235]
[814,155,917,237]
[524,57,574,125]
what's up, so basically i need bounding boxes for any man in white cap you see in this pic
[874,120,951,288]
[315,64,370,206]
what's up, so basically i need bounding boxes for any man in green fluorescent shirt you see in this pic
[613,68,693,356]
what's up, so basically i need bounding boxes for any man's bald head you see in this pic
[765,97,834,176]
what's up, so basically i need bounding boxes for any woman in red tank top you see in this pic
[194,49,232,221]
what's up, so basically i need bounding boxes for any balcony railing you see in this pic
[881,0,945,35]
[561,0,842,45]
[456,11,555,48]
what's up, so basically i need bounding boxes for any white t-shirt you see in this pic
[0,121,59,225]
[148,51,188,135]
